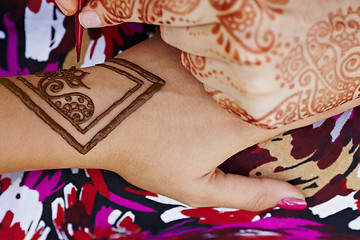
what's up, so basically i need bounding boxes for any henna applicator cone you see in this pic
[76,0,86,62]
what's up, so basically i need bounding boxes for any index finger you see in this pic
[79,0,235,27]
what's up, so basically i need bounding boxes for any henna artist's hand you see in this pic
[55,0,360,129]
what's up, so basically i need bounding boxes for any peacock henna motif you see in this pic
[22,67,95,126]
[0,59,165,154]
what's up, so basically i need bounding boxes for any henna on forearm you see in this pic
[0,58,165,154]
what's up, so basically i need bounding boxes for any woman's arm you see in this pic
[2,35,355,210]
[0,35,258,172]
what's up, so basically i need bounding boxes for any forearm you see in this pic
[0,35,359,177]
[0,35,251,174]
[0,58,133,172]
[0,37,170,172]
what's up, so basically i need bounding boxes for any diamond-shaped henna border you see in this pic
[17,66,144,134]
[0,58,165,154]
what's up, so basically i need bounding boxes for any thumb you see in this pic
[195,169,306,211]
[79,0,125,28]
[55,0,78,16]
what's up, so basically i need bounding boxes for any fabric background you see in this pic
[0,0,360,239]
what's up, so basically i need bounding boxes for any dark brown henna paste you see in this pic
[17,67,96,133]
[17,66,144,134]
[0,59,165,154]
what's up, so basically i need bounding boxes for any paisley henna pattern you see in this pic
[92,0,201,25]
[91,0,288,63]
[209,0,238,11]
[270,7,360,127]
[207,89,272,128]
[210,0,288,63]
[89,0,133,24]
[137,0,201,24]
[86,0,291,64]
[181,51,206,75]
[17,67,96,132]
[97,0,135,20]
[36,67,94,125]
[210,7,360,129]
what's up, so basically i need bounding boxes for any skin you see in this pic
[55,0,360,129]
[0,36,304,211]
[10,59,165,154]
[2,36,360,211]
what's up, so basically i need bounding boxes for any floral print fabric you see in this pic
[0,0,360,239]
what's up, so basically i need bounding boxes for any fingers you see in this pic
[55,0,78,16]
[79,0,217,28]
[189,169,306,211]
[179,50,285,128]
[161,25,223,60]
[160,0,282,64]
[161,22,275,65]
[179,51,255,99]
[79,0,115,28]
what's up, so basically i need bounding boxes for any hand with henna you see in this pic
[56,0,360,129]
[0,36,310,211]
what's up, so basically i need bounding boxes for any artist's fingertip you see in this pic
[79,10,102,28]
[159,26,169,42]
[55,0,68,15]
[54,0,78,16]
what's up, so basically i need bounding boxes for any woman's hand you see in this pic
[55,0,360,129]
[96,36,307,211]
[0,35,307,211]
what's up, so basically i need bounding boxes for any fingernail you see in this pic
[276,198,307,210]
[54,0,68,15]
[79,11,102,28]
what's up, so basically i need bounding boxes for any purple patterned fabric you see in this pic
[0,1,360,239]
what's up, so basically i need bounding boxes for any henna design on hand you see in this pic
[0,59,165,154]
[209,0,289,63]
[207,7,360,129]
[269,7,360,127]
[89,0,136,24]
[181,51,206,75]
[92,0,201,25]
[207,89,272,128]
[92,0,288,63]
[137,0,201,24]
[18,67,95,130]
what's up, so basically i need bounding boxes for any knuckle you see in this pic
[246,194,268,211]
[243,179,272,211]
[239,77,274,96]
[208,83,288,129]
